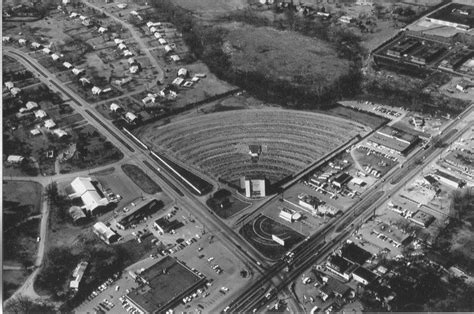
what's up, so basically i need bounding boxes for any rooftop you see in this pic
[126,257,205,313]
[341,242,372,265]
[427,3,474,29]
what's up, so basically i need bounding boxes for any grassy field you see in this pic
[121,164,162,194]
[3,181,42,227]
[3,269,33,300]
[222,22,350,96]
[174,0,248,16]
[326,104,388,130]
[240,214,304,260]
[206,189,251,219]
[4,218,41,267]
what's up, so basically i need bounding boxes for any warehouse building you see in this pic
[93,222,120,244]
[116,199,163,230]
[409,210,435,228]
[125,257,206,314]
[368,126,419,156]
[68,177,109,214]
[425,3,474,31]
[433,169,465,188]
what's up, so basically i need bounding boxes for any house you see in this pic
[195,73,207,78]
[127,58,136,64]
[130,10,138,16]
[70,261,88,290]
[31,42,41,49]
[98,27,107,34]
[125,112,138,123]
[69,177,110,214]
[164,45,173,53]
[159,88,177,99]
[34,110,47,119]
[150,26,158,33]
[158,38,167,45]
[172,77,184,86]
[2,36,11,42]
[154,32,162,39]
[30,129,41,136]
[18,38,27,45]
[91,86,102,95]
[5,81,14,89]
[26,101,39,110]
[51,53,60,61]
[79,77,91,86]
[114,38,124,45]
[70,12,78,18]
[63,61,73,69]
[123,50,133,57]
[183,81,193,88]
[130,65,140,74]
[7,155,24,163]
[44,119,56,129]
[93,222,120,244]
[117,3,127,9]
[147,21,161,28]
[170,55,180,62]
[177,68,188,77]
[10,87,22,97]
[191,76,200,83]
[79,15,88,21]
[339,15,355,24]
[142,94,156,105]
[53,129,68,138]
[42,47,51,54]
[110,103,121,112]
[118,43,127,50]
[72,68,84,76]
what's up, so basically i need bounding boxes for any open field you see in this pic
[3,181,42,227]
[4,218,41,267]
[121,164,162,195]
[3,269,33,300]
[138,109,369,185]
[239,214,304,260]
[222,22,350,96]
[174,0,247,16]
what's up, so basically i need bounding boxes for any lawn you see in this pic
[3,181,42,227]
[239,214,304,260]
[121,164,162,194]
[206,189,251,219]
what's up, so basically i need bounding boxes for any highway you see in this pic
[4,48,267,279]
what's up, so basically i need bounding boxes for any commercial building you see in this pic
[69,206,87,224]
[386,37,421,58]
[240,176,266,198]
[368,126,419,156]
[340,242,372,265]
[116,199,163,230]
[125,257,206,314]
[93,222,120,244]
[373,223,411,247]
[332,173,353,188]
[320,276,353,299]
[70,261,88,290]
[153,217,184,234]
[425,3,474,31]
[68,177,109,214]
[409,210,435,228]
[298,193,321,211]
[326,255,356,281]
[432,169,464,188]
[352,267,377,286]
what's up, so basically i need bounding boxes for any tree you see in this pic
[4,296,55,313]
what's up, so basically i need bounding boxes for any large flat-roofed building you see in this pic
[409,210,435,228]
[340,242,373,265]
[116,199,163,230]
[240,176,266,198]
[386,37,421,58]
[368,126,419,156]
[125,257,206,314]
[426,3,474,31]
[432,169,465,188]
[68,177,109,214]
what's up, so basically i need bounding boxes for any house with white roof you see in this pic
[178,68,188,77]
[5,81,14,89]
[110,103,121,112]
[150,26,158,33]
[154,32,162,39]
[114,38,124,45]
[117,3,127,9]
[70,12,78,18]
[3,36,11,42]
[53,129,68,138]
[44,119,56,129]
[130,65,139,74]
[164,45,173,53]
[51,54,60,61]
[10,87,22,96]
[170,55,180,62]
[70,261,88,290]
[72,68,84,76]
[34,110,47,119]
[123,50,133,57]
[172,77,184,86]
[26,101,39,110]
[42,47,51,54]
[79,15,88,21]
[125,112,138,123]
[31,42,41,49]
[118,43,127,50]
[79,77,91,86]
[158,38,167,45]
[63,62,73,69]
[18,38,27,45]
[30,129,41,136]
[98,27,107,34]
[127,58,136,64]
[69,177,110,214]
[7,155,25,163]
[91,86,102,95]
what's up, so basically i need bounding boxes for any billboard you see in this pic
[272,234,285,246]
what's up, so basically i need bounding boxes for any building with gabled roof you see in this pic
[70,261,88,290]
[93,221,120,244]
[69,177,110,214]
